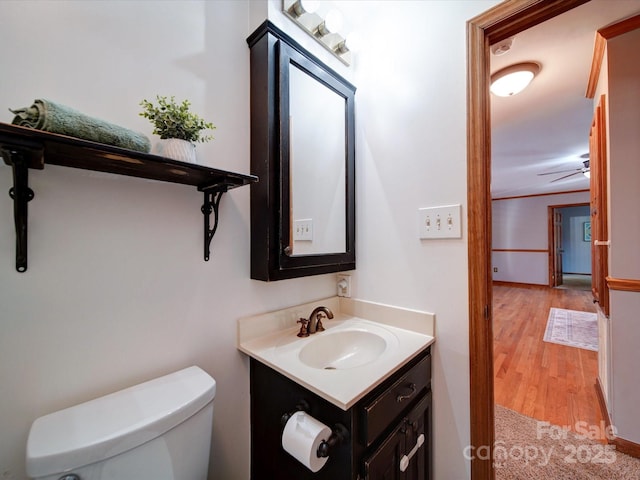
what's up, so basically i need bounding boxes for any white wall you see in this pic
[492,191,590,285]
[336,2,499,477]
[0,1,499,479]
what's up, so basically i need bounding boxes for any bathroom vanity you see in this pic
[250,348,431,479]
[238,297,435,480]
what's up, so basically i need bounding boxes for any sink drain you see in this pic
[324,366,336,370]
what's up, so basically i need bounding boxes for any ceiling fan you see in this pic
[538,159,590,183]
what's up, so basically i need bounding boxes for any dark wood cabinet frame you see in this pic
[247,21,356,281]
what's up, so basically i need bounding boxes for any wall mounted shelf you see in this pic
[0,122,257,272]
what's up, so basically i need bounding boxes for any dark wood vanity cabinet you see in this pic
[363,392,431,480]
[250,348,431,480]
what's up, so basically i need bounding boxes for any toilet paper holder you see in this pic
[280,400,311,427]
[316,423,349,458]
[280,402,349,458]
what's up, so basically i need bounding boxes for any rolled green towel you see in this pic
[10,99,151,153]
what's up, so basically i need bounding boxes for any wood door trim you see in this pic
[546,203,590,288]
[548,202,590,209]
[606,277,640,292]
[586,14,640,99]
[467,1,589,478]
[493,189,589,201]
[548,206,555,287]
[492,249,548,253]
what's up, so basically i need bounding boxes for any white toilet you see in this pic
[26,366,216,480]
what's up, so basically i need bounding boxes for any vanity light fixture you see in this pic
[490,62,541,97]
[282,0,352,65]
[287,0,319,18]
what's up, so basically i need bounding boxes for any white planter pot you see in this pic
[154,138,197,163]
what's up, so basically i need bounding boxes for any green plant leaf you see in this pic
[139,95,216,143]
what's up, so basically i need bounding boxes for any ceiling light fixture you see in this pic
[490,62,541,97]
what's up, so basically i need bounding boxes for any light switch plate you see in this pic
[294,219,313,241]
[418,204,462,239]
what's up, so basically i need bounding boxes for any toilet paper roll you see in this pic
[281,411,332,472]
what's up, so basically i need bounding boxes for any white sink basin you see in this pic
[240,311,433,409]
[298,330,387,370]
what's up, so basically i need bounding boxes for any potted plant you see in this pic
[139,95,215,163]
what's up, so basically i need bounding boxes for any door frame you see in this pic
[466,1,590,478]
[549,207,564,287]
[548,203,591,287]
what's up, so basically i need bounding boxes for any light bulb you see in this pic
[324,9,343,33]
[300,0,319,14]
[345,32,362,53]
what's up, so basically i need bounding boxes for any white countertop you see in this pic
[238,297,435,410]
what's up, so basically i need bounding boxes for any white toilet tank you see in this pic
[26,366,216,480]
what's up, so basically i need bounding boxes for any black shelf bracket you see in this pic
[201,185,228,261]
[6,150,35,273]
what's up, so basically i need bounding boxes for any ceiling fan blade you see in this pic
[550,171,581,183]
[538,168,580,176]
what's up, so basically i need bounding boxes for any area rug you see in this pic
[543,307,598,351]
[495,405,640,479]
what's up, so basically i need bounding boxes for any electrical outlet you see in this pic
[293,219,313,241]
[493,267,498,273]
[337,274,351,297]
[418,204,462,239]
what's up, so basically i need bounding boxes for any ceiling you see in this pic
[490,0,640,198]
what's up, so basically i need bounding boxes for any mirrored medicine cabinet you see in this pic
[247,21,356,281]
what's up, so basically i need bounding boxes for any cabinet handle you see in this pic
[399,433,425,472]
[396,383,417,403]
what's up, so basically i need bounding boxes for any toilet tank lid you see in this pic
[26,366,216,478]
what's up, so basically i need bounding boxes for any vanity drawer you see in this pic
[361,352,431,447]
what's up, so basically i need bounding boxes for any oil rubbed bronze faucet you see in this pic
[296,306,334,337]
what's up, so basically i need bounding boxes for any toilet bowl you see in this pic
[26,366,216,480]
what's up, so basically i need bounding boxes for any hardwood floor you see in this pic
[493,284,603,434]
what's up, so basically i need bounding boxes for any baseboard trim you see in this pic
[594,379,610,427]
[595,379,640,458]
[614,435,640,458]
[492,281,549,289]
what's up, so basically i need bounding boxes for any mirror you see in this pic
[247,21,356,281]
[289,63,346,256]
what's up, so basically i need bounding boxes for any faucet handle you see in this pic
[297,318,310,337]
[315,313,326,332]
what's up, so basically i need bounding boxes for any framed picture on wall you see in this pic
[583,221,591,242]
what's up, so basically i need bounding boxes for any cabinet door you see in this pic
[363,391,432,480]
[402,393,431,480]
[363,424,406,480]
